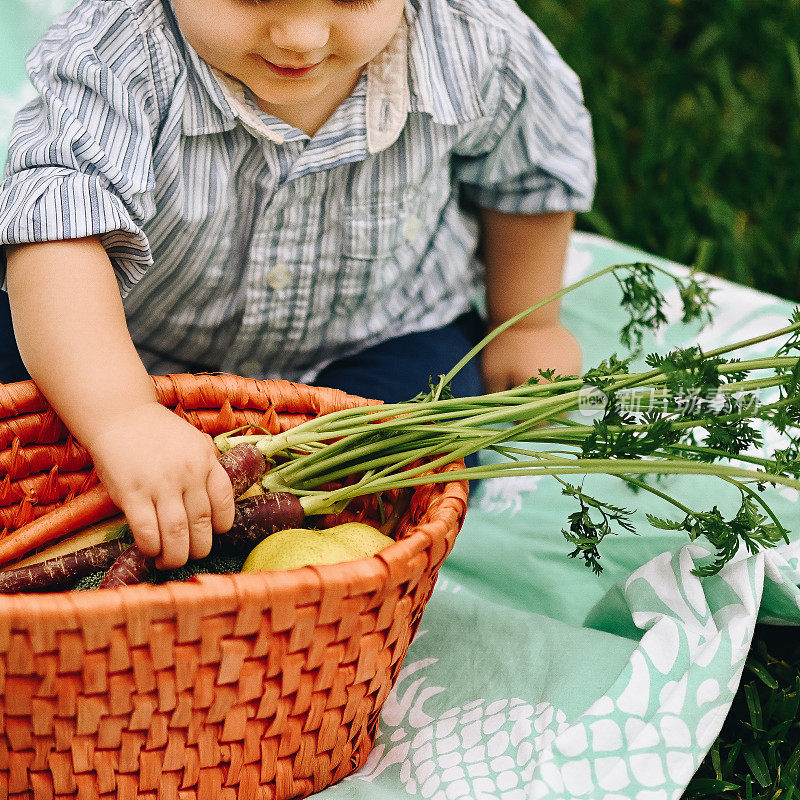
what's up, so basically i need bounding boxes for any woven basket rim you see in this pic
[0,375,468,620]
[0,479,466,620]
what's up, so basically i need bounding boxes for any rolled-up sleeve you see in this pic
[455,18,596,215]
[0,0,160,295]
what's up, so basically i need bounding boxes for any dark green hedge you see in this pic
[520,0,800,301]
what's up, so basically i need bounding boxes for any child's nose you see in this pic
[269,15,330,54]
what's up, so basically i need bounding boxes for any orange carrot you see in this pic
[0,483,119,567]
[0,470,95,508]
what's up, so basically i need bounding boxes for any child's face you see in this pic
[174,0,406,130]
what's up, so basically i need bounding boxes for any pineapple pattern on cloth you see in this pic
[353,653,558,800]
[338,535,800,800]
[478,476,543,517]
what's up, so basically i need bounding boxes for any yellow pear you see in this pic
[241,523,394,573]
[323,522,397,559]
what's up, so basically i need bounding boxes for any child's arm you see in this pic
[479,209,581,392]
[5,238,235,568]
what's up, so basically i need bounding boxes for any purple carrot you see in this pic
[97,543,155,589]
[218,492,306,551]
[0,539,127,593]
[378,488,414,539]
[218,443,268,497]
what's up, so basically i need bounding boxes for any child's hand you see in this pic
[481,322,582,393]
[86,402,236,569]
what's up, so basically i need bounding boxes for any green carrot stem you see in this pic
[354,459,800,493]
[489,439,794,483]
[719,476,791,543]
[264,384,797,492]
[297,457,800,517]
[263,435,462,492]
[717,357,798,372]
[660,444,785,471]
[703,320,800,361]
[617,475,696,516]
[246,397,514,457]
[524,392,798,444]
[228,354,797,463]
[269,428,432,484]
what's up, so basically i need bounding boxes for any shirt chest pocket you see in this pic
[340,169,447,261]
[342,201,409,261]
[334,176,448,312]
[334,200,408,312]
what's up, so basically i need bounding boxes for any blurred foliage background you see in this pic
[519,0,800,302]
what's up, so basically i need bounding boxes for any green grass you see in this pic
[684,627,800,800]
[516,3,800,795]
[519,0,800,301]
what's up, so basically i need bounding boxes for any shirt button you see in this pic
[239,360,262,376]
[266,263,292,291]
[403,214,422,241]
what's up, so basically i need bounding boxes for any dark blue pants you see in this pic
[313,310,485,403]
[0,291,27,383]
[313,311,485,475]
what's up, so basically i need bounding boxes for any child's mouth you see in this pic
[264,60,319,77]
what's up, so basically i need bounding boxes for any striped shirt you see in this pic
[0,0,595,383]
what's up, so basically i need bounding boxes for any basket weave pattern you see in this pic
[0,375,468,799]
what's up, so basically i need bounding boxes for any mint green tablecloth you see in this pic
[3,5,800,799]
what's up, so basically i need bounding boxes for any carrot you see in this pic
[1,515,128,572]
[218,443,268,497]
[378,489,414,539]
[0,439,92,477]
[0,483,120,568]
[218,492,306,551]
[97,543,154,589]
[0,469,91,507]
[0,539,127,593]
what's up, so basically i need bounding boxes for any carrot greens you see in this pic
[215,262,800,576]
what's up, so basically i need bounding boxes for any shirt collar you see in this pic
[180,61,238,137]
[168,0,242,138]
[210,68,288,144]
[365,14,409,153]
[365,0,487,150]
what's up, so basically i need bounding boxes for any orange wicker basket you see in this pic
[0,374,468,800]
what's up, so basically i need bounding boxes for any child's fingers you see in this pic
[184,484,214,561]
[207,460,236,533]
[154,497,190,570]
[122,496,161,557]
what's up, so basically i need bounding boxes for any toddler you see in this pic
[0,0,595,568]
